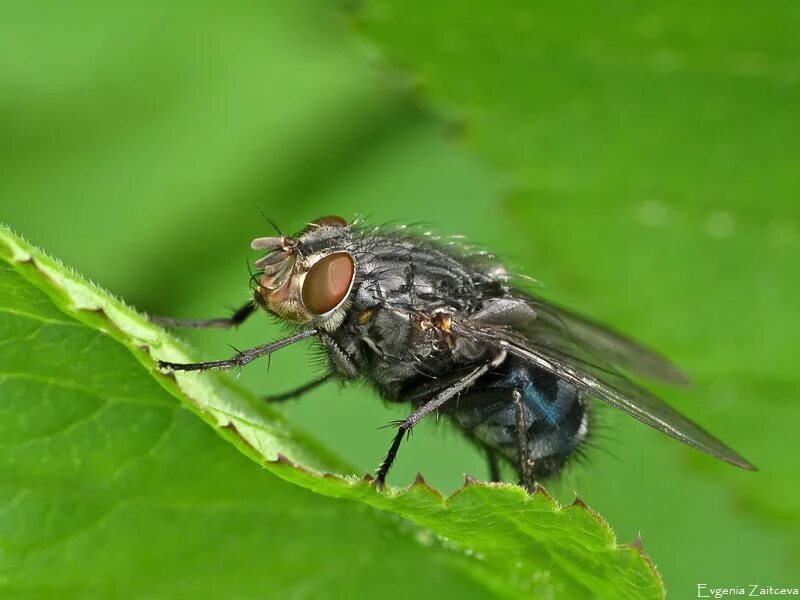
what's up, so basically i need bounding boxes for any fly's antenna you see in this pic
[266,216,283,237]
[253,203,284,236]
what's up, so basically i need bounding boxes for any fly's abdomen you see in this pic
[449,359,590,479]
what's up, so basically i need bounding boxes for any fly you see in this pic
[155,215,756,490]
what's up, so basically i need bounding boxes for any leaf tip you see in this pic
[413,472,428,486]
[624,531,645,554]
[621,531,663,589]
[570,494,588,509]
[463,474,479,487]
[404,473,443,499]
[531,484,554,502]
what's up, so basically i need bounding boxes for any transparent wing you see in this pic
[452,307,755,471]
[523,295,690,386]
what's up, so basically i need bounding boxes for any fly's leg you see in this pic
[151,301,256,329]
[486,448,502,483]
[158,329,318,372]
[375,361,493,489]
[512,389,535,493]
[264,373,333,402]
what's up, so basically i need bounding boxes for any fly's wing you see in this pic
[523,295,690,386]
[453,300,755,470]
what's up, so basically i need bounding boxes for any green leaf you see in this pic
[0,225,663,598]
[356,0,800,592]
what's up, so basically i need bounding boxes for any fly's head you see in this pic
[250,216,356,330]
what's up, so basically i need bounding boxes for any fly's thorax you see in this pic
[251,216,356,329]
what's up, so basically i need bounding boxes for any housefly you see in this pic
[156,215,756,490]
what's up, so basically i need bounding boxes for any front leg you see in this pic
[318,330,360,379]
[158,329,318,372]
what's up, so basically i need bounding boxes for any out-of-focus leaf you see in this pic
[0,0,404,306]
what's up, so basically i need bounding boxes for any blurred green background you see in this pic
[2,0,798,597]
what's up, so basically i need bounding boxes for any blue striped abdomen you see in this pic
[448,358,590,479]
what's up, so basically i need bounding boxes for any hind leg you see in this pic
[512,389,535,493]
[485,448,502,482]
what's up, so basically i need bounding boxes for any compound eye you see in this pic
[302,252,355,315]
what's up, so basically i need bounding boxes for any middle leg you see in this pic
[264,373,333,402]
[375,361,492,488]
[151,300,256,329]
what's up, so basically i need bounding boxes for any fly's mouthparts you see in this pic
[250,236,287,250]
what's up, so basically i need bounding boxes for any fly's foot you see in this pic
[372,475,387,491]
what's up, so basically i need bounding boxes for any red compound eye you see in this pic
[301,252,354,315]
